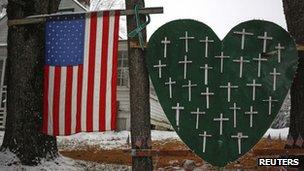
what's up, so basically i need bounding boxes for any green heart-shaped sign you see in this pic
[146,20,298,167]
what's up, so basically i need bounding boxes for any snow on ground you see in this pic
[57,130,180,150]
[263,127,289,140]
[0,150,131,171]
[57,131,130,150]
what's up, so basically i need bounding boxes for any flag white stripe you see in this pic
[105,13,116,130]
[80,14,91,131]
[92,14,103,131]
[71,66,78,134]
[48,67,55,135]
[59,67,67,135]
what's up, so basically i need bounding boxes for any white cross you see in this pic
[258,32,273,53]
[220,82,238,102]
[263,96,278,115]
[270,68,281,91]
[231,132,249,154]
[182,80,197,101]
[253,54,268,77]
[201,87,214,109]
[179,55,193,79]
[229,103,241,128]
[153,60,166,78]
[179,31,194,52]
[172,103,184,127]
[165,77,176,99]
[233,28,254,50]
[200,64,213,85]
[191,108,205,129]
[246,79,262,101]
[215,52,230,73]
[213,113,229,135]
[199,131,212,153]
[161,37,171,58]
[275,43,285,63]
[233,56,250,78]
[245,106,258,127]
[199,36,214,58]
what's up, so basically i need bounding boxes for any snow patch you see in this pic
[263,127,289,140]
[0,149,130,170]
[57,131,130,150]
[57,130,180,150]
[151,130,179,141]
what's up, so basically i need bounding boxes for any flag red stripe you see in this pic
[76,65,83,132]
[86,12,98,132]
[99,11,110,131]
[65,66,73,135]
[53,67,61,135]
[43,66,50,134]
[111,11,120,130]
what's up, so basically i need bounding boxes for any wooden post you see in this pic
[125,0,153,170]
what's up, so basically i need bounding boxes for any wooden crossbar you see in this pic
[123,149,192,157]
[254,148,304,156]
[7,7,163,26]
[297,44,304,51]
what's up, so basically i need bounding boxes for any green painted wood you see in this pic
[146,20,298,167]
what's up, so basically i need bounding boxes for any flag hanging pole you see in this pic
[7,7,163,26]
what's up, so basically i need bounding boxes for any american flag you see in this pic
[42,11,120,136]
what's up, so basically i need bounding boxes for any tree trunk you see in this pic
[125,0,153,170]
[1,0,60,165]
[282,0,304,143]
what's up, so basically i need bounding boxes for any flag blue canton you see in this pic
[45,14,86,66]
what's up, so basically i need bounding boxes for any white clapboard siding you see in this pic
[150,94,171,130]
[0,16,7,44]
[117,86,172,130]
[117,87,131,112]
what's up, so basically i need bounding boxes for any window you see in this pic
[116,48,157,97]
[117,50,129,87]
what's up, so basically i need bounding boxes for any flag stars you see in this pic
[46,15,85,66]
